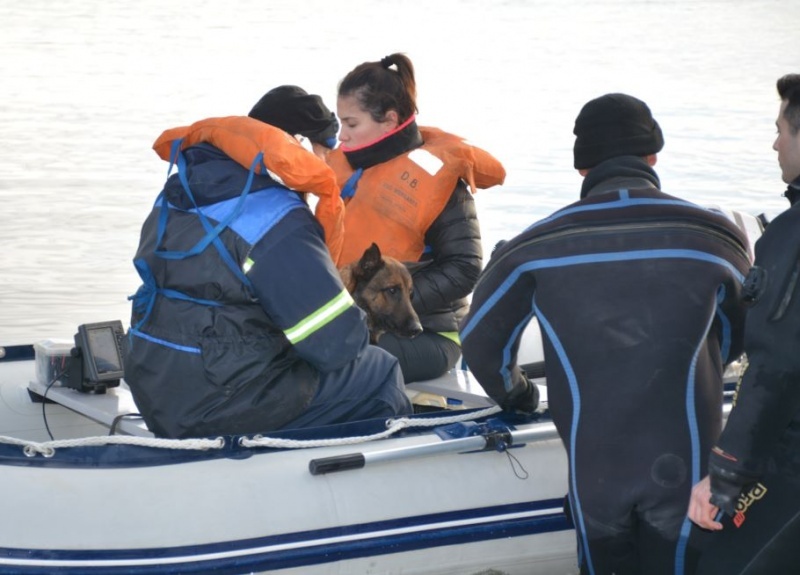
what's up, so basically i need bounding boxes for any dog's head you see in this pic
[339,243,423,344]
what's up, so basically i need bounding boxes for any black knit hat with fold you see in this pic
[248,85,339,149]
[573,93,664,169]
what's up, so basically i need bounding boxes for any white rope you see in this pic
[0,434,224,458]
[239,405,503,449]
[0,405,504,456]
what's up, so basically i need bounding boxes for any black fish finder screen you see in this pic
[87,327,122,374]
[76,320,126,383]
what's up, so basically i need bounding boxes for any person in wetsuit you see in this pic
[688,73,800,574]
[460,93,752,575]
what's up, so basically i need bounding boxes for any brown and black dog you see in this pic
[339,243,423,344]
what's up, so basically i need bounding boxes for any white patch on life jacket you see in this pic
[408,148,444,176]
[266,168,285,187]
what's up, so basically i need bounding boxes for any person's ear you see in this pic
[383,110,400,131]
[310,141,331,160]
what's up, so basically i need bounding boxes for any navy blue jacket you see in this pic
[125,144,369,438]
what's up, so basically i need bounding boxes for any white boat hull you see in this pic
[0,348,578,575]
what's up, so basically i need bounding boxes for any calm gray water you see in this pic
[1,0,797,344]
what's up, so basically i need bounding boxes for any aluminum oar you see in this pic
[308,423,558,475]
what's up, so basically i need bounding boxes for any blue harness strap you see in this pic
[128,258,223,331]
[340,168,363,199]
[153,139,260,291]
[129,139,272,331]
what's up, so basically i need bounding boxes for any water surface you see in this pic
[1,0,797,343]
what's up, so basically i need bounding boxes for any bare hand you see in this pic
[688,476,723,531]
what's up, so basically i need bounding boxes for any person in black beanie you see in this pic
[573,92,664,172]
[460,93,752,575]
[249,85,339,157]
[124,84,410,439]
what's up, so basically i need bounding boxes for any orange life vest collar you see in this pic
[328,126,505,265]
[153,116,344,262]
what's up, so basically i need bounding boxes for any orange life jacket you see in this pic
[153,116,345,262]
[327,127,506,266]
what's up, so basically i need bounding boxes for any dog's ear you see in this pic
[360,243,383,274]
[339,265,357,293]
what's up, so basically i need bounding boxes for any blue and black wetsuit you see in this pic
[697,181,800,574]
[460,156,751,575]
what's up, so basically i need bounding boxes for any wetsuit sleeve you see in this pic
[247,208,370,372]
[711,215,800,490]
[410,180,483,314]
[716,246,751,366]
[459,242,536,408]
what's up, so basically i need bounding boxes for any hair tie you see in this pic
[380,56,394,70]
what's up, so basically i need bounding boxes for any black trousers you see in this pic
[377,330,461,383]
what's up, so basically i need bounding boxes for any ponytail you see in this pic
[338,52,418,123]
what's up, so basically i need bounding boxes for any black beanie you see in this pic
[573,93,664,170]
[248,85,339,149]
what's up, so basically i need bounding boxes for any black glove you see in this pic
[501,373,539,414]
[708,461,754,516]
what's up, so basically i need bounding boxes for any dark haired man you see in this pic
[460,93,752,574]
[689,73,800,574]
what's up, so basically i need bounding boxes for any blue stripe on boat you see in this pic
[0,499,572,574]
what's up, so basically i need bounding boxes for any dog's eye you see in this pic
[384,287,399,296]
